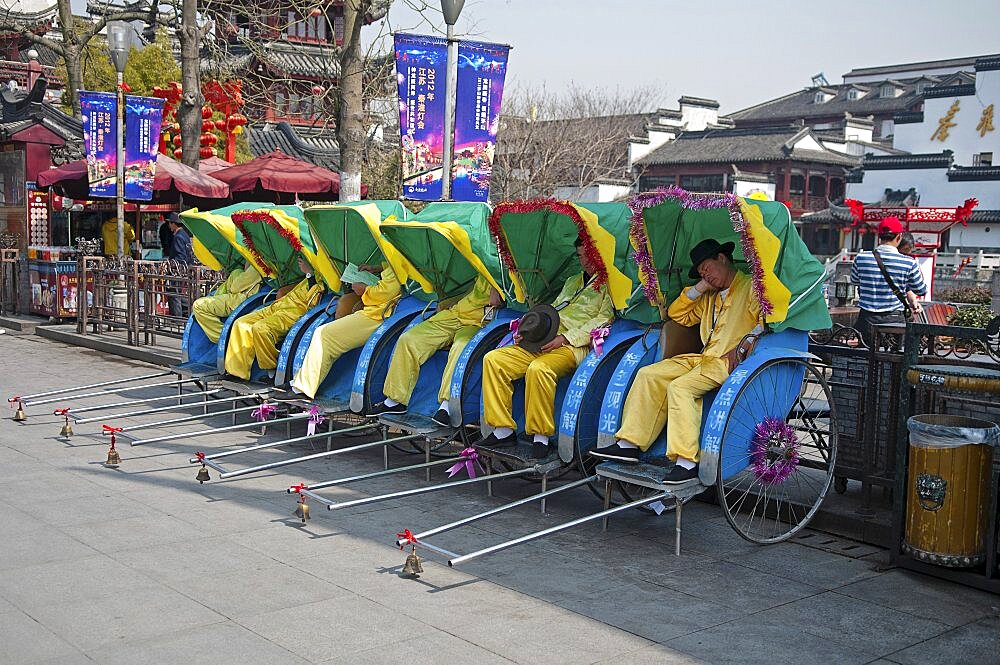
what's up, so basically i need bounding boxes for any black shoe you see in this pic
[367,402,407,417]
[662,464,699,484]
[531,441,550,459]
[481,431,517,448]
[431,409,452,427]
[589,447,641,464]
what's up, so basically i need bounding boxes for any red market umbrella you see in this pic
[198,155,233,174]
[211,149,366,197]
[36,156,230,201]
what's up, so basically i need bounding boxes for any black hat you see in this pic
[166,212,181,224]
[688,238,736,279]
[517,304,560,353]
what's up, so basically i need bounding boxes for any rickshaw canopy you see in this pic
[488,199,633,312]
[302,200,411,293]
[628,188,831,331]
[228,205,337,289]
[178,204,270,275]
[379,202,504,304]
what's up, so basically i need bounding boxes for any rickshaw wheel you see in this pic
[716,357,837,544]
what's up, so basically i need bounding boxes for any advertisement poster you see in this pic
[79,91,117,198]
[124,95,166,201]
[394,33,448,200]
[451,40,510,202]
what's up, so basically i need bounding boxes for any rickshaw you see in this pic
[394,190,838,566]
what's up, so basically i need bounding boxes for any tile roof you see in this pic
[948,165,1000,182]
[245,121,340,170]
[258,41,340,79]
[862,151,953,170]
[802,206,1000,225]
[636,125,858,167]
[0,78,81,142]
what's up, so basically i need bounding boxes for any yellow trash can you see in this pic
[903,415,998,568]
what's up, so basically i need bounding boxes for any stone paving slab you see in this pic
[2,333,999,665]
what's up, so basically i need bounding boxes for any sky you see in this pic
[373,0,1000,114]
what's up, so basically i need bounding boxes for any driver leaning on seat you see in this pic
[591,238,763,483]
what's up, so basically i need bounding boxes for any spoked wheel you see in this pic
[716,357,837,544]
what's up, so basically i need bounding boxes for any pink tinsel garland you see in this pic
[626,187,773,317]
[750,417,800,485]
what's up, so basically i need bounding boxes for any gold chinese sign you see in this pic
[978,104,995,137]
[931,100,960,142]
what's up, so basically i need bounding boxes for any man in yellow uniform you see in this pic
[101,218,136,256]
[591,238,763,483]
[192,262,264,343]
[368,275,501,426]
[224,258,324,381]
[481,239,614,459]
[289,264,401,399]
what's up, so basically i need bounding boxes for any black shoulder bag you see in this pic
[871,250,913,322]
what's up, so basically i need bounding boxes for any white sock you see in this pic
[675,457,696,470]
[616,440,639,449]
[290,383,304,395]
[438,400,450,414]
[383,397,400,407]
[493,426,514,439]
[266,369,276,379]
[533,434,549,445]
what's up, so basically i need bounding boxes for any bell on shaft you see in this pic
[13,401,26,422]
[195,464,210,484]
[105,444,121,467]
[59,416,73,438]
[401,546,423,576]
[294,497,310,523]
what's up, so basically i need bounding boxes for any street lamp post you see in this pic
[439,0,465,201]
[107,22,131,257]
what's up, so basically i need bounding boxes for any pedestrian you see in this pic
[850,217,926,346]
[159,215,174,260]
[166,213,194,317]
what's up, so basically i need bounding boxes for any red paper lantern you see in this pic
[201,120,215,132]
[215,120,226,130]
[199,147,214,158]
[173,147,183,159]
[311,85,324,95]
[200,133,218,146]
[172,135,183,146]
[201,107,213,120]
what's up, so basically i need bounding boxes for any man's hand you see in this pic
[358,264,382,275]
[694,279,713,294]
[297,257,309,273]
[513,332,523,344]
[724,334,759,373]
[489,288,503,308]
[351,282,367,296]
[540,335,568,352]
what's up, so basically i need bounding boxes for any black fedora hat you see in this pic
[688,238,736,279]
[517,304,560,353]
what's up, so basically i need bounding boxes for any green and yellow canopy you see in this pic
[178,204,269,275]
[227,205,336,288]
[628,189,831,331]
[487,199,632,312]
[302,200,410,293]
[379,202,504,304]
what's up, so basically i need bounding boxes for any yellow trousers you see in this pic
[614,354,730,462]
[482,344,584,437]
[193,292,251,343]
[225,299,311,380]
[291,312,382,399]
[383,311,479,405]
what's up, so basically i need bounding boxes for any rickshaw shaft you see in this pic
[189,422,372,463]
[300,456,463,492]
[396,475,597,547]
[26,378,201,407]
[447,490,670,567]
[115,404,264,433]
[68,389,224,416]
[326,468,532,511]
[217,433,424,479]
[129,413,310,446]
[74,393,259,423]
[17,371,171,401]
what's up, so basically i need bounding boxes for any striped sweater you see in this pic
[850,245,927,313]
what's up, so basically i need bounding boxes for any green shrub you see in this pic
[935,286,992,304]
[946,304,995,328]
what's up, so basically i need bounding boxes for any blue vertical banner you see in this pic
[124,95,166,201]
[451,40,510,202]
[394,33,448,200]
[79,91,117,198]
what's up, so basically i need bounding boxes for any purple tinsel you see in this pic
[750,417,800,485]
[625,187,774,317]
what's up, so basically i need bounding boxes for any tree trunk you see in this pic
[177,0,203,168]
[336,0,367,202]
[56,0,81,117]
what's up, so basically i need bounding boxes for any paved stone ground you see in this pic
[1,332,998,665]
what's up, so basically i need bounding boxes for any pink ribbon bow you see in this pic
[590,325,610,357]
[503,318,520,347]
[252,403,276,422]
[306,405,325,435]
[446,447,483,479]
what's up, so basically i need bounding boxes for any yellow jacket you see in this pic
[101,220,136,255]
[553,273,615,348]
[282,277,325,312]
[216,268,262,297]
[359,265,402,321]
[668,271,761,358]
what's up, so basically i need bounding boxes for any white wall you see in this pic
[893,68,1000,162]
[553,183,631,203]
[849,167,1000,209]
[679,104,718,131]
[946,223,1000,251]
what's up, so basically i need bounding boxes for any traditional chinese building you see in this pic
[805,56,1000,253]
[0,0,64,103]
